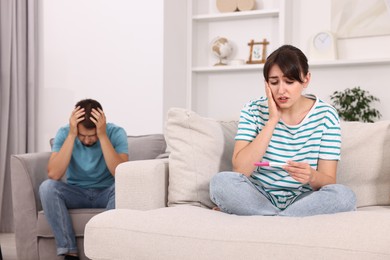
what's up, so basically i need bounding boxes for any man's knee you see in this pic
[39,179,60,199]
[39,179,63,201]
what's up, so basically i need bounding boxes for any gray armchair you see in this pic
[11,134,167,260]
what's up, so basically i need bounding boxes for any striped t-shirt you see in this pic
[235,95,341,209]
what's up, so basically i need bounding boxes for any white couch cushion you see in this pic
[85,206,390,259]
[165,108,237,208]
[338,121,390,207]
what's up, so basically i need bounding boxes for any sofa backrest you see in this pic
[165,107,390,209]
[50,134,167,161]
[337,121,390,207]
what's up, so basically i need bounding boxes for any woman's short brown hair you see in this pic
[263,45,309,84]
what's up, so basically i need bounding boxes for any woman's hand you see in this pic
[265,82,281,122]
[283,161,314,184]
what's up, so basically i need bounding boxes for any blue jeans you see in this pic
[39,179,115,256]
[209,171,356,217]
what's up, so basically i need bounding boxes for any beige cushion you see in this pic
[337,121,390,207]
[165,108,237,208]
[85,206,390,259]
[126,134,167,161]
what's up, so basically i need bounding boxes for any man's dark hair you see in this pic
[75,99,103,129]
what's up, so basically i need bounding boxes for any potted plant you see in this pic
[330,86,381,123]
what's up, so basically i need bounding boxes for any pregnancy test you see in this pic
[254,162,286,167]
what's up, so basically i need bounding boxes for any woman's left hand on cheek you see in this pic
[283,161,313,184]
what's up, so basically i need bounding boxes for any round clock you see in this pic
[309,31,337,61]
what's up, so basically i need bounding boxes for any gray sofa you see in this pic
[11,134,167,260]
[85,108,390,259]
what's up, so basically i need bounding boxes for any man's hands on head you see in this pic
[90,108,107,138]
[70,106,85,137]
[69,107,107,140]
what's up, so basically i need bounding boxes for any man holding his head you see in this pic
[39,99,128,260]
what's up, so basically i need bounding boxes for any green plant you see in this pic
[330,86,381,123]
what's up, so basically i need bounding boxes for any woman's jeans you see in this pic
[210,171,357,217]
[39,179,115,256]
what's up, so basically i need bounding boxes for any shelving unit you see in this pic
[163,0,390,122]
[186,0,292,118]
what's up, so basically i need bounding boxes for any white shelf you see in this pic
[193,64,263,72]
[309,58,390,68]
[192,9,279,22]
[192,58,390,73]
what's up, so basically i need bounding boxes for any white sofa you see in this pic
[85,107,390,259]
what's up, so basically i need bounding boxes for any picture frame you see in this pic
[246,38,269,64]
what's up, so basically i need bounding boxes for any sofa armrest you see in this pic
[115,158,169,210]
[11,152,51,260]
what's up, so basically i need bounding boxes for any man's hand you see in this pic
[89,108,128,175]
[90,108,107,138]
[70,106,85,137]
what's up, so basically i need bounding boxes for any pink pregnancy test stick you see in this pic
[254,162,286,167]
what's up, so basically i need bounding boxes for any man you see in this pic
[39,99,128,260]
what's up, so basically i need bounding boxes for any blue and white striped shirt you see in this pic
[235,95,341,209]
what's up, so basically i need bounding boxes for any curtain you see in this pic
[0,0,38,232]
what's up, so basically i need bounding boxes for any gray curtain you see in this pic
[0,0,38,232]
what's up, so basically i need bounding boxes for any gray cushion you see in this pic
[37,208,104,237]
[127,134,167,161]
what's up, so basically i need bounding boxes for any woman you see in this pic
[209,45,356,217]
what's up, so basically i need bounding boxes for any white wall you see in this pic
[163,0,188,123]
[38,0,390,153]
[292,0,390,120]
[37,0,163,152]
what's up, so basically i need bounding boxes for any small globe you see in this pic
[211,37,233,66]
